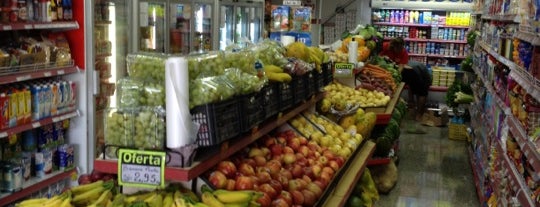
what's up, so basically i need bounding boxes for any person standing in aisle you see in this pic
[379,37,431,133]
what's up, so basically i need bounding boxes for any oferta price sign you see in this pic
[333,63,355,78]
[118,149,166,188]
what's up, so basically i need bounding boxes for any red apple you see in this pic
[270,144,283,156]
[297,179,308,189]
[296,157,308,167]
[209,171,228,189]
[322,150,336,160]
[312,165,322,178]
[259,183,278,199]
[216,161,237,178]
[90,170,104,182]
[257,171,272,183]
[78,174,92,185]
[317,156,329,165]
[254,156,267,167]
[322,166,335,178]
[277,137,287,144]
[242,158,256,168]
[307,158,316,166]
[314,151,322,158]
[295,152,305,161]
[225,179,236,191]
[278,190,294,206]
[303,167,315,179]
[280,169,293,180]
[302,189,317,206]
[291,164,303,178]
[315,179,329,190]
[328,160,340,172]
[249,148,265,157]
[282,153,297,165]
[264,137,276,147]
[291,190,304,205]
[238,163,255,176]
[298,136,308,145]
[298,146,310,157]
[266,160,282,176]
[319,171,332,185]
[288,179,304,191]
[302,175,312,183]
[257,193,272,207]
[235,176,255,190]
[283,146,294,154]
[260,147,270,158]
[307,141,321,151]
[268,179,283,193]
[334,156,345,167]
[277,176,289,190]
[313,180,327,190]
[272,198,291,207]
[288,138,301,151]
[306,183,323,197]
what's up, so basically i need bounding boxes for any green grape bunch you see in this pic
[187,51,226,80]
[189,75,236,108]
[127,54,167,82]
[117,77,144,108]
[104,111,133,158]
[133,108,165,150]
[141,82,165,107]
[224,50,257,75]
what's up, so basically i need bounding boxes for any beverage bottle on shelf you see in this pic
[49,0,57,21]
[413,11,419,23]
[384,10,390,22]
[398,10,403,23]
[55,0,62,21]
[390,10,395,23]
[419,12,423,24]
[404,10,409,23]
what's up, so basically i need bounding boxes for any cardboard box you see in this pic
[421,108,449,127]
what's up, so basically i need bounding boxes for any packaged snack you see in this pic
[271,5,290,32]
[292,7,312,32]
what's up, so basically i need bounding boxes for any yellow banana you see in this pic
[147,193,163,207]
[174,197,188,207]
[16,198,48,206]
[111,194,126,207]
[248,200,261,207]
[163,192,174,207]
[193,203,210,207]
[70,180,104,194]
[201,191,225,207]
[59,197,72,207]
[105,199,113,207]
[212,190,252,204]
[72,186,104,204]
[43,197,63,207]
[92,189,113,206]
[125,191,155,203]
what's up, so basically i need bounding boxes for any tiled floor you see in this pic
[374,119,480,207]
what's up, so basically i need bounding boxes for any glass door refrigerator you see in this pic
[91,0,132,158]
[218,0,264,50]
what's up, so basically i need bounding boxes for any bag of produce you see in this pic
[223,49,257,75]
[189,75,236,108]
[141,81,165,107]
[187,51,226,80]
[251,39,288,67]
[126,53,168,82]
[117,77,144,108]
[133,107,165,150]
[223,68,267,95]
[282,58,315,76]
[104,109,134,158]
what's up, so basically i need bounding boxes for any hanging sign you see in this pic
[118,149,166,188]
[333,63,356,78]
[283,0,302,6]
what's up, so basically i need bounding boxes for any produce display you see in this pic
[337,110,378,140]
[264,64,292,82]
[224,49,257,74]
[445,80,473,108]
[370,100,407,157]
[345,169,379,207]
[126,54,167,82]
[323,82,391,109]
[251,39,288,67]
[187,51,226,80]
[357,64,397,96]
[206,130,347,207]
[327,25,381,63]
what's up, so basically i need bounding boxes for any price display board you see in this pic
[117,149,166,188]
[333,63,356,78]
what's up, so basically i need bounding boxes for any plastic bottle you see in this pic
[413,11,419,23]
[390,10,395,23]
[404,10,409,23]
[419,12,424,24]
[348,38,358,64]
[384,10,390,22]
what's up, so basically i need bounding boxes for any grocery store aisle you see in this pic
[374,119,479,207]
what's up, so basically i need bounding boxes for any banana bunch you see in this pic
[200,185,262,207]
[69,180,115,206]
[16,191,73,207]
[308,46,329,72]
[263,64,292,83]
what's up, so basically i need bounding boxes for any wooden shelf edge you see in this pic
[94,93,325,181]
[320,141,376,207]
[0,169,76,206]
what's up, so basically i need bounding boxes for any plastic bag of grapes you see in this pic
[133,107,165,150]
[189,75,236,109]
[117,77,144,108]
[126,53,168,82]
[224,49,257,75]
[104,109,135,158]
[223,68,268,95]
[251,39,288,67]
[187,51,226,80]
[141,81,165,107]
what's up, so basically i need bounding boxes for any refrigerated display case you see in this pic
[218,0,264,50]
[133,0,218,54]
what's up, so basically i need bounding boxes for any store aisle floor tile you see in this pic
[374,119,479,207]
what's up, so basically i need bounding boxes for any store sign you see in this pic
[118,149,166,188]
[333,63,356,78]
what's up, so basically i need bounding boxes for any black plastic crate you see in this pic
[263,84,280,119]
[277,82,294,111]
[293,75,308,105]
[314,70,325,92]
[191,99,241,147]
[306,71,316,97]
[238,92,264,133]
[322,62,333,85]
